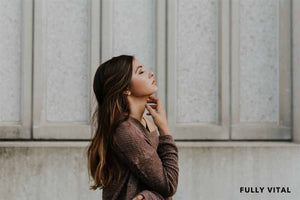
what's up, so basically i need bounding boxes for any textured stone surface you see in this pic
[239,0,279,122]
[0,147,101,199]
[0,0,22,122]
[177,146,300,200]
[43,0,89,122]
[177,0,218,123]
[112,0,155,74]
[1,144,300,200]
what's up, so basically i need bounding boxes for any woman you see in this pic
[87,55,179,200]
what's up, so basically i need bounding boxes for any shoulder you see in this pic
[114,117,142,140]
[115,117,136,133]
[112,118,150,152]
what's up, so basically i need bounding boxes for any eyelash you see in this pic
[139,71,145,74]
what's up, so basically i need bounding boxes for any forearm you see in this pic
[158,126,171,136]
[113,123,179,197]
[156,135,179,196]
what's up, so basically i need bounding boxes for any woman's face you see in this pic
[128,59,157,97]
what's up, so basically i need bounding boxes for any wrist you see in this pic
[158,127,171,136]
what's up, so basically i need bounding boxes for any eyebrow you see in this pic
[135,65,143,74]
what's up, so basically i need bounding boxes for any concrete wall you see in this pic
[1,0,300,200]
[1,142,300,200]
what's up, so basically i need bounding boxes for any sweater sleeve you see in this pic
[112,122,179,198]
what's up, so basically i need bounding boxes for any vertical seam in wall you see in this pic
[229,0,232,140]
[165,0,168,116]
[31,0,35,139]
[100,0,102,63]
[290,0,294,142]
[216,0,219,139]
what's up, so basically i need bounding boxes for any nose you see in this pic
[149,71,154,78]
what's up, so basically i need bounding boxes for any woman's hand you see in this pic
[132,194,144,200]
[145,96,171,136]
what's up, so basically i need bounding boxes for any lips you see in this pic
[152,80,156,85]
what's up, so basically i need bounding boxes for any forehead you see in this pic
[132,59,142,69]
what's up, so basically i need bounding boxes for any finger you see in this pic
[148,97,160,106]
[147,99,157,103]
[149,104,157,109]
[145,104,156,117]
[148,96,158,101]
[154,97,163,111]
[132,195,143,200]
[149,96,160,103]
[147,99,155,102]
[148,96,163,111]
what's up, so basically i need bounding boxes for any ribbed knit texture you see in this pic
[102,116,179,200]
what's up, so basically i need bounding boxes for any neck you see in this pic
[126,95,149,122]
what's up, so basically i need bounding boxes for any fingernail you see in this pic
[145,104,148,108]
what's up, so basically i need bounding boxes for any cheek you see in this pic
[130,77,149,93]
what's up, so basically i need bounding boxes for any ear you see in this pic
[123,90,131,95]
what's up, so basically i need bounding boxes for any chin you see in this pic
[150,86,158,94]
[140,85,158,96]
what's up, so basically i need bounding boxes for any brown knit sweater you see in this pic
[102,115,179,200]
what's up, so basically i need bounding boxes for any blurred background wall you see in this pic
[0,0,300,199]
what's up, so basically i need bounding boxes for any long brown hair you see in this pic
[87,55,134,190]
